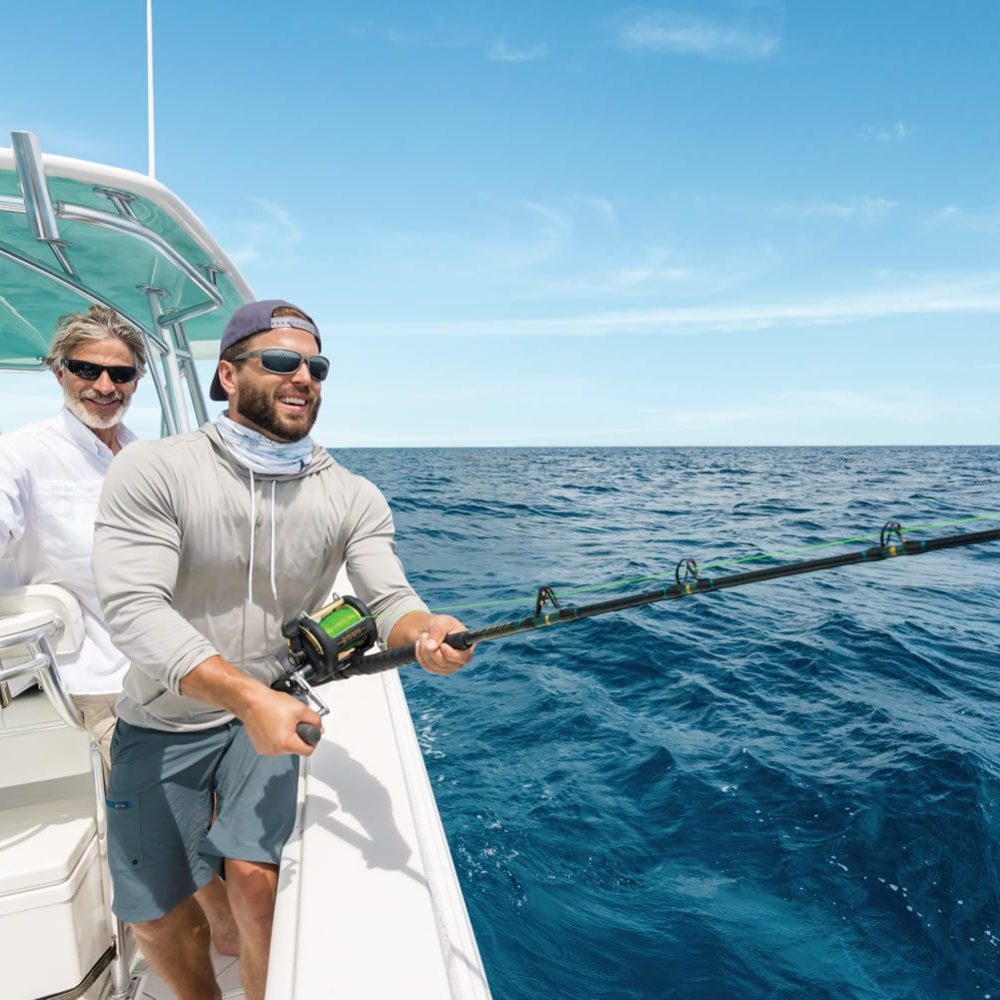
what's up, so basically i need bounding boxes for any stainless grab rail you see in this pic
[0,613,133,1000]
[0,617,83,730]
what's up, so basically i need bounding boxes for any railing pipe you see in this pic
[9,132,61,242]
[144,287,191,433]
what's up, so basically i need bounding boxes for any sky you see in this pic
[1,0,998,446]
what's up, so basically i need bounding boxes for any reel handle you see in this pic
[296,722,323,747]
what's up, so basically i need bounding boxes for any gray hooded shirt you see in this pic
[92,423,427,732]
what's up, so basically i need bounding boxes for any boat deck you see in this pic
[137,945,245,999]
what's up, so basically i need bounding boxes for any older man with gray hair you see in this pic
[0,304,240,954]
[0,304,146,747]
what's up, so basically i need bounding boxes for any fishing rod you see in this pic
[274,520,1000,745]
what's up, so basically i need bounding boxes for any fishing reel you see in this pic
[278,594,378,687]
[271,594,380,737]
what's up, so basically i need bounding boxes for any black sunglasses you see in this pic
[63,359,138,384]
[231,348,330,382]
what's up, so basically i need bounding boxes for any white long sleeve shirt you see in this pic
[0,407,136,694]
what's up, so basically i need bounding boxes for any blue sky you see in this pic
[1,0,998,445]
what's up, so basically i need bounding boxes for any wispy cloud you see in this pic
[530,247,694,297]
[614,251,690,289]
[359,22,549,62]
[647,389,945,431]
[341,274,1000,338]
[503,255,695,301]
[773,195,897,222]
[486,40,549,63]
[225,199,302,268]
[354,198,574,279]
[571,195,619,227]
[495,200,573,268]
[329,372,596,446]
[615,8,781,61]
[860,122,908,143]
[618,387,997,442]
[929,204,1000,234]
[354,21,477,50]
[326,386,987,447]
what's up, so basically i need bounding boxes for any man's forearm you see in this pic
[178,654,271,718]
[179,654,324,757]
[387,610,434,649]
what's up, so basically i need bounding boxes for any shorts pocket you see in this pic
[106,793,144,872]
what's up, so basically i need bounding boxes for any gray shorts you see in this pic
[106,718,299,923]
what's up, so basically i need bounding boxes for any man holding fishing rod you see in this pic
[93,299,474,1000]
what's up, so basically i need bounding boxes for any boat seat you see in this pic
[0,582,86,656]
[0,585,85,721]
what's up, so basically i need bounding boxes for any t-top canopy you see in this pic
[0,131,253,432]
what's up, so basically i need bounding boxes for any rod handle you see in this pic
[296,722,322,747]
[349,630,474,675]
[443,630,475,651]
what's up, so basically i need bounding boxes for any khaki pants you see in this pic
[69,692,119,773]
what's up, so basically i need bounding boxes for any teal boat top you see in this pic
[0,133,251,372]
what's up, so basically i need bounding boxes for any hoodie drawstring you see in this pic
[247,470,279,603]
[269,479,278,601]
[248,469,257,603]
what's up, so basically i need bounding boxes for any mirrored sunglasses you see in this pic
[231,348,330,381]
[63,358,138,384]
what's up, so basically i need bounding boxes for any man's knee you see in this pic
[225,860,280,928]
[132,895,211,944]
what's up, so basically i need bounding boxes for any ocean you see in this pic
[332,446,1000,1000]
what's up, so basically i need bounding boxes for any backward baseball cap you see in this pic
[209,299,321,401]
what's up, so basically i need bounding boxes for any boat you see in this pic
[0,131,492,1000]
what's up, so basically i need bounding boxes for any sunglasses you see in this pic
[63,358,138,384]
[231,348,330,382]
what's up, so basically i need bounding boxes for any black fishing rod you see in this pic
[274,521,1000,745]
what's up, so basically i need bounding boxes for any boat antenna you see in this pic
[146,0,156,179]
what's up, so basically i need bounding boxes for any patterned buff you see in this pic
[216,413,314,475]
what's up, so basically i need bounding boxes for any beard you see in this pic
[63,384,131,430]
[234,378,321,442]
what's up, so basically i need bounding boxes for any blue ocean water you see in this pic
[333,446,1000,1000]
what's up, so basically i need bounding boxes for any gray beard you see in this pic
[63,385,131,431]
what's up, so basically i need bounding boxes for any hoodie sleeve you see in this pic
[343,478,428,645]
[93,441,219,693]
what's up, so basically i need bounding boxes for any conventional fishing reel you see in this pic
[282,595,378,684]
[271,595,379,731]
